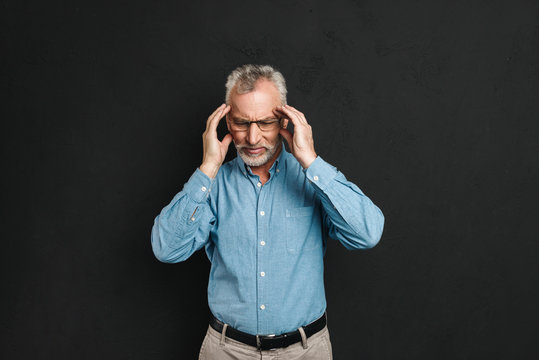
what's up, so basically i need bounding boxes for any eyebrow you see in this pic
[230,116,278,121]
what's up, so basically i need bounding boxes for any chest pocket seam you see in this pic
[285,206,319,254]
[286,206,313,218]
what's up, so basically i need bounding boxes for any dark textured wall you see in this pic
[2,0,538,359]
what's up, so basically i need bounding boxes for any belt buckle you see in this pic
[256,333,279,351]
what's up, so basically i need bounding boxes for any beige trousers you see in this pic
[198,323,333,360]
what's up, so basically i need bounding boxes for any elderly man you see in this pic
[151,64,384,359]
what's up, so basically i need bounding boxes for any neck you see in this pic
[249,142,282,183]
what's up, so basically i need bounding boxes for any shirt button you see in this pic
[201,186,207,192]
[257,182,262,187]
[260,272,265,277]
[260,211,265,216]
[313,176,319,181]
[260,241,266,246]
[260,305,265,310]
[190,217,195,221]
[276,169,280,173]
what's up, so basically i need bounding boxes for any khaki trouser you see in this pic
[198,323,333,360]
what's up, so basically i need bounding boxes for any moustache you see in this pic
[235,144,270,150]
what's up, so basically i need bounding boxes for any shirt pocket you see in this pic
[285,206,319,254]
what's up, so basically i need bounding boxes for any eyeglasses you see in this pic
[229,118,282,132]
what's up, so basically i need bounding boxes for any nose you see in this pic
[246,122,262,145]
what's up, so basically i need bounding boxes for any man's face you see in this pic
[226,79,288,167]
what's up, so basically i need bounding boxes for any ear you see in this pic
[282,118,289,129]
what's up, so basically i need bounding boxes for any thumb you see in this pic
[279,128,293,148]
[221,133,233,148]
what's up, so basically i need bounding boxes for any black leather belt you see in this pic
[209,312,327,351]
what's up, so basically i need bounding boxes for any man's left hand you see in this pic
[275,104,317,169]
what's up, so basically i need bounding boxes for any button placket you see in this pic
[256,179,268,331]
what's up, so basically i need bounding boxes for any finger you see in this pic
[208,104,230,132]
[283,105,307,125]
[279,128,293,148]
[272,109,290,129]
[220,133,233,148]
[206,104,226,126]
[273,108,288,122]
[284,105,308,125]
[276,105,303,126]
[206,104,228,130]
[273,107,287,118]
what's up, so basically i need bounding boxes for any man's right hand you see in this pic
[199,104,233,179]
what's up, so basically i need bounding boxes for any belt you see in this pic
[209,312,327,351]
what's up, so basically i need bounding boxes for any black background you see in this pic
[2,0,538,359]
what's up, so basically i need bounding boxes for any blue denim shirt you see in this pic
[151,143,384,335]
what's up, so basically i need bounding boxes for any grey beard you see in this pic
[235,137,282,167]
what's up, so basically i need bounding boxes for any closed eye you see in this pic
[259,119,279,125]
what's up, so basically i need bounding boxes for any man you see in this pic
[151,64,385,359]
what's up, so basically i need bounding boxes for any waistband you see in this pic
[209,312,327,351]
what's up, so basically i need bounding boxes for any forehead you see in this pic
[229,79,281,119]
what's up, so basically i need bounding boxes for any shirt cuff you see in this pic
[183,168,216,203]
[303,156,338,191]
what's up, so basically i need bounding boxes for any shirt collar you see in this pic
[236,141,286,178]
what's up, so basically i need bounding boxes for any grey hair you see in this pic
[225,64,287,105]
